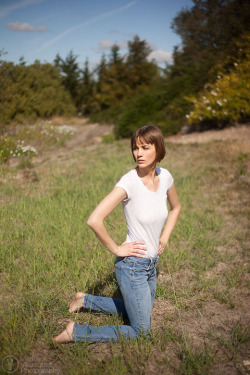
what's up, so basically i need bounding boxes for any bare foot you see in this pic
[54,321,74,343]
[69,292,85,313]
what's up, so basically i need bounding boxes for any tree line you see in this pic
[0,0,249,137]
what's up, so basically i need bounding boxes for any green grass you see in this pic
[0,129,249,374]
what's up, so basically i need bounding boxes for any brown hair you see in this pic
[131,125,166,163]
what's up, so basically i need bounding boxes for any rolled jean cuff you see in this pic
[72,322,86,342]
[83,293,88,308]
[72,322,76,341]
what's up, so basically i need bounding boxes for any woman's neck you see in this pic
[135,164,157,179]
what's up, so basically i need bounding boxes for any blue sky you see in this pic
[0,0,193,68]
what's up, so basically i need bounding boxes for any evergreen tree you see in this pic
[79,58,95,114]
[109,44,121,65]
[54,50,81,107]
[126,35,157,89]
[96,53,107,94]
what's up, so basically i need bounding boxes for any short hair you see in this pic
[131,125,166,163]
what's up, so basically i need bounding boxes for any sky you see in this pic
[0,0,193,69]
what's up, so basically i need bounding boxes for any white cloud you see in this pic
[148,49,172,64]
[109,29,120,34]
[7,21,47,32]
[99,40,128,50]
[99,40,114,50]
[0,0,47,19]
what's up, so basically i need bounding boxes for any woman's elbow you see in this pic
[87,215,102,230]
[87,215,96,229]
[172,203,181,216]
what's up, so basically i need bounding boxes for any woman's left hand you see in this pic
[158,241,166,254]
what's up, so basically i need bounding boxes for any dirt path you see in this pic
[166,124,250,144]
[35,121,250,167]
[65,122,112,150]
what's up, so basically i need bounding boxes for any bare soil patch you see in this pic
[166,124,250,145]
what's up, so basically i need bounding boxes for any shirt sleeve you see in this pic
[115,173,132,200]
[165,169,174,192]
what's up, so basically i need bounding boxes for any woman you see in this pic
[54,125,181,343]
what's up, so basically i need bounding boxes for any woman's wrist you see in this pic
[111,245,119,255]
[159,238,167,248]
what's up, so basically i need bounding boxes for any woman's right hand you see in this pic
[115,241,147,257]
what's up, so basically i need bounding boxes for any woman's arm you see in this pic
[158,183,181,254]
[87,187,146,257]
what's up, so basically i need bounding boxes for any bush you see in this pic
[114,91,166,138]
[186,51,250,128]
[0,61,76,126]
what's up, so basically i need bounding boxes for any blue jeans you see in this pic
[73,255,159,343]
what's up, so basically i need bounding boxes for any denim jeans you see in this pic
[73,255,159,343]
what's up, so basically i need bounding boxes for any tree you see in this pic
[171,0,250,76]
[126,35,158,90]
[79,58,95,114]
[0,61,75,124]
[96,54,107,93]
[54,50,81,107]
[109,44,121,65]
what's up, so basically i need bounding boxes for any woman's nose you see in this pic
[138,147,143,155]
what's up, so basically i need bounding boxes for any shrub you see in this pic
[0,61,76,126]
[186,52,250,128]
[114,91,165,138]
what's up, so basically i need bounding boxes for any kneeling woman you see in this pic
[54,125,181,343]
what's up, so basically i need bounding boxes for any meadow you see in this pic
[0,121,249,375]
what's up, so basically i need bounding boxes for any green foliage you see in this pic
[93,36,158,114]
[79,58,95,114]
[171,0,250,79]
[186,45,250,127]
[0,61,76,125]
[114,91,165,138]
[99,1,250,138]
[126,35,157,90]
[1,1,250,134]
[54,50,81,106]
[102,133,115,144]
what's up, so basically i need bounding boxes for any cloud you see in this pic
[148,49,172,64]
[99,40,128,50]
[0,0,47,19]
[109,29,120,34]
[7,21,47,32]
[31,1,136,54]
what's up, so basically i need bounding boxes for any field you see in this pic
[0,120,249,375]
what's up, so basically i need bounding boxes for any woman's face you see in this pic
[133,138,157,169]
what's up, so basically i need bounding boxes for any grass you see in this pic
[0,123,249,374]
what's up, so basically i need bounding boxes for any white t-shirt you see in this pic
[115,167,174,258]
